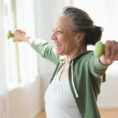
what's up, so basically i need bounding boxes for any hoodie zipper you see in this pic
[71,61,79,98]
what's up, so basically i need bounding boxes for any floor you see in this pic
[36,109,46,118]
[35,109,118,118]
[99,109,118,118]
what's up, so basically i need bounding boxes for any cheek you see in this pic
[62,41,73,54]
[55,37,67,54]
[58,36,66,47]
[56,35,75,53]
[61,38,69,50]
[64,39,76,50]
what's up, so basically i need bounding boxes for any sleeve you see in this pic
[30,39,60,65]
[89,53,109,82]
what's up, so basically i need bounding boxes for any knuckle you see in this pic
[106,40,111,44]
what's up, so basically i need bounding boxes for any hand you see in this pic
[13,29,31,44]
[100,40,118,65]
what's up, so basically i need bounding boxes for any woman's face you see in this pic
[51,16,78,56]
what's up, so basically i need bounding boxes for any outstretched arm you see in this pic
[31,39,59,64]
[12,29,59,64]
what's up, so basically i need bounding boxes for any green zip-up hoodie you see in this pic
[31,39,108,118]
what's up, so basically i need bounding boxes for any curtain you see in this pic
[0,0,10,117]
[15,0,38,84]
[0,0,39,117]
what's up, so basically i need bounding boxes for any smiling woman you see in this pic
[11,6,118,118]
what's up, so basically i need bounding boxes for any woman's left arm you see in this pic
[89,40,118,80]
[100,40,118,65]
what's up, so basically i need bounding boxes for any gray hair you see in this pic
[62,6,103,45]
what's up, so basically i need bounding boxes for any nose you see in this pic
[51,31,57,41]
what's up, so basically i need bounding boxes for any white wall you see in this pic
[8,77,41,118]
[98,62,118,108]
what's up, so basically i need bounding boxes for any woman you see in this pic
[13,6,118,118]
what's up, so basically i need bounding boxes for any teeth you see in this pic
[55,44,61,46]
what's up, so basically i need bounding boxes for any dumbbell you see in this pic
[94,41,104,57]
[7,30,14,39]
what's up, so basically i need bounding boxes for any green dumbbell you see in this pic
[94,41,104,57]
[7,30,14,39]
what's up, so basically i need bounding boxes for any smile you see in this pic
[54,44,62,47]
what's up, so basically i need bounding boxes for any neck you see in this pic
[66,45,87,64]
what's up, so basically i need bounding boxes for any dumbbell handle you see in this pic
[7,30,14,39]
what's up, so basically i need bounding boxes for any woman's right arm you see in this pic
[31,39,59,64]
[13,30,59,65]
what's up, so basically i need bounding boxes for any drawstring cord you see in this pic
[71,61,79,98]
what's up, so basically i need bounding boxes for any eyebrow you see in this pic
[52,26,64,31]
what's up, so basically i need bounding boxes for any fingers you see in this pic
[111,41,117,60]
[105,41,111,58]
[14,29,26,35]
[105,40,118,62]
[13,29,30,42]
[115,42,118,60]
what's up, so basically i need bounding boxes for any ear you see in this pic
[75,32,85,43]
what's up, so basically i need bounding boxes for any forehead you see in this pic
[54,16,71,30]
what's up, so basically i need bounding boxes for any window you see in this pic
[3,0,38,86]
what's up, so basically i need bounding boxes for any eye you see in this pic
[57,30,64,34]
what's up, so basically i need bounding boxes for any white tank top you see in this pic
[44,66,82,118]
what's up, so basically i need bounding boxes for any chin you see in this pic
[55,51,65,56]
